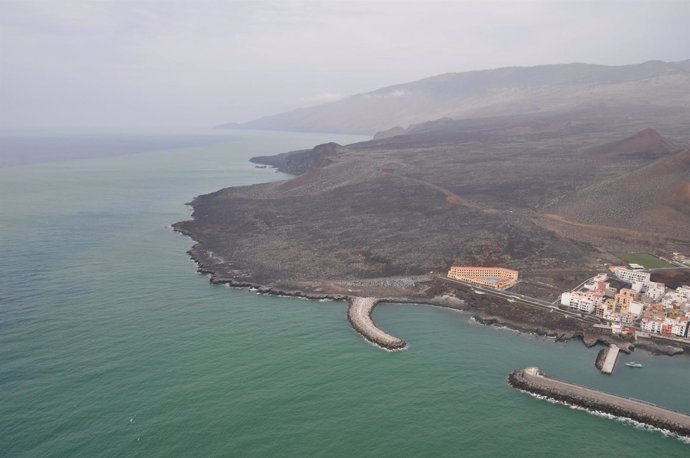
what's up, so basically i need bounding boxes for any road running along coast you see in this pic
[347,297,407,350]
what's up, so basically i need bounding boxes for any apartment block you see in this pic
[447,266,519,290]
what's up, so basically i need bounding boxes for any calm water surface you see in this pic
[1,131,688,456]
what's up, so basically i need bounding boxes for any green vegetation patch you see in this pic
[614,252,673,268]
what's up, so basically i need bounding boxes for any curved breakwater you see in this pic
[509,367,690,437]
[347,297,407,350]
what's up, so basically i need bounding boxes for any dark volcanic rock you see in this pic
[176,109,689,304]
[594,348,608,370]
[250,142,341,175]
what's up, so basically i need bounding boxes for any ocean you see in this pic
[0,131,688,457]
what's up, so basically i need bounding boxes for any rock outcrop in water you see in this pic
[594,348,608,370]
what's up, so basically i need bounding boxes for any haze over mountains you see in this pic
[177,55,690,305]
[218,60,690,135]
[182,113,689,291]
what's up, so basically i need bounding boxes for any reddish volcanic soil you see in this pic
[587,127,678,159]
[553,129,690,241]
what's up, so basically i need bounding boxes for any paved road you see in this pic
[440,276,600,325]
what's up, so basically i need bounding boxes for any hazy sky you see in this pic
[1,0,688,131]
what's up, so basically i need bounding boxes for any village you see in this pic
[443,254,690,342]
[559,263,690,339]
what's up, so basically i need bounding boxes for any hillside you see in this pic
[177,110,690,294]
[552,130,690,239]
[218,60,690,134]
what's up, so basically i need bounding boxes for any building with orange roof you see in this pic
[447,266,518,290]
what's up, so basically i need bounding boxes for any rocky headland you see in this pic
[176,78,690,356]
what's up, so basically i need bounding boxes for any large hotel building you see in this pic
[447,266,519,290]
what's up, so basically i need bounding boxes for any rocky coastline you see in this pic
[469,314,634,352]
[508,367,690,438]
[173,227,688,357]
[173,112,690,360]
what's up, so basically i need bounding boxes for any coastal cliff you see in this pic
[250,142,342,175]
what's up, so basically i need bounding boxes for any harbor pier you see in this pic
[509,367,690,437]
[595,344,620,374]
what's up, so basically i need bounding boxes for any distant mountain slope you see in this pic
[583,127,680,161]
[552,129,690,239]
[219,60,690,134]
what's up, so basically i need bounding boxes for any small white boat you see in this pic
[625,362,643,368]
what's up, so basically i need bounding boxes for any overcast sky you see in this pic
[1,0,688,131]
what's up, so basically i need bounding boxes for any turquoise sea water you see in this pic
[1,131,689,457]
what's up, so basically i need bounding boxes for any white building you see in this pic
[560,291,601,314]
[645,282,666,301]
[669,318,688,337]
[631,281,644,292]
[641,318,662,333]
[662,292,683,309]
[613,268,651,285]
[640,316,688,337]
[604,311,635,325]
[677,285,690,300]
[628,300,644,318]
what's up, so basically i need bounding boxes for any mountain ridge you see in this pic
[218,59,690,134]
[178,115,690,299]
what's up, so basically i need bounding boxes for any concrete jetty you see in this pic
[347,297,407,350]
[597,344,620,374]
[509,367,690,437]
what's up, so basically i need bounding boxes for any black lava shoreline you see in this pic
[174,228,687,356]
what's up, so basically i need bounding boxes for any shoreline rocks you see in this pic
[594,348,608,370]
[172,226,686,357]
